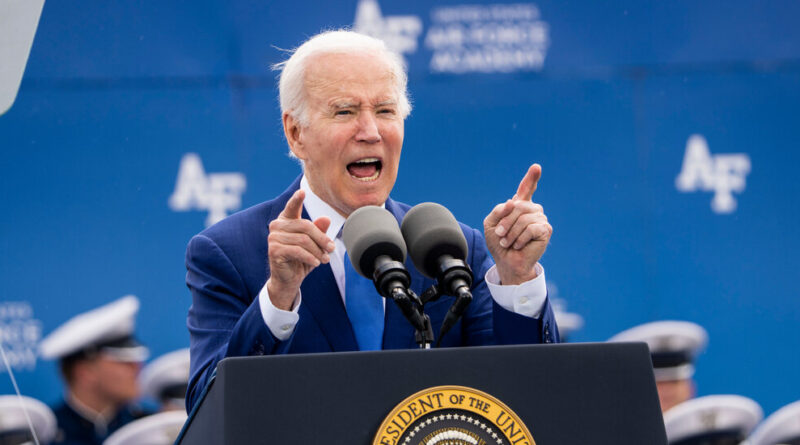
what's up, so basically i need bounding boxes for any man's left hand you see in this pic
[483,164,552,285]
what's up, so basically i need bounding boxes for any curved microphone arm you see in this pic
[373,255,433,348]
[433,256,474,347]
[390,288,434,348]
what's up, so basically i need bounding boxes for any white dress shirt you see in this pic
[258,176,548,340]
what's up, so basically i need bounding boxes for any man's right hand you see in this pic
[266,190,335,310]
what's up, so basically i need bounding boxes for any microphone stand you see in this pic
[420,258,474,347]
[373,257,434,349]
[416,316,434,349]
[369,255,474,349]
[406,289,434,349]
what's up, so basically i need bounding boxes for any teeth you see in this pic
[354,157,380,164]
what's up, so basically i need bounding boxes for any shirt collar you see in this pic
[300,175,386,240]
[300,176,346,240]
[66,392,113,430]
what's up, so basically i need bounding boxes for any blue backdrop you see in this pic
[1,0,798,416]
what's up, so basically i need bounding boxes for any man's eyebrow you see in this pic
[330,101,358,109]
[328,99,395,109]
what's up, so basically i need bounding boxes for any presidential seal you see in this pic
[373,386,535,445]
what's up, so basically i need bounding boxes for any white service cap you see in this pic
[38,295,148,362]
[139,348,191,402]
[745,400,800,445]
[102,411,187,445]
[0,395,57,444]
[664,395,763,444]
[608,320,708,381]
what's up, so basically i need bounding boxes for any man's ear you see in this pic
[283,112,306,160]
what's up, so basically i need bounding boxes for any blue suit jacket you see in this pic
[185,176,559,410]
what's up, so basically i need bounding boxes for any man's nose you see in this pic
[355,112,381,143]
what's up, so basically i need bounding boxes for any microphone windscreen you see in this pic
[401,202,468,279]
[342,206,407,278]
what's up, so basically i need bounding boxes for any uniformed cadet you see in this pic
[38,295,151,445]
[138,349,190,412]
[745,400,800,445]
[0,395,57,444]
[101,411,186,445]
[663,395,762,445]
[608,320,708,412]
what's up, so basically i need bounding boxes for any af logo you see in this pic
[374,386,535,445]
[675,134,751,214]
[353,0,423,58]
[168,153,247,227]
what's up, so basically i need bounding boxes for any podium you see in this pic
[177,343,667,444]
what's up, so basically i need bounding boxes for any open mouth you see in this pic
[347,157,382,182]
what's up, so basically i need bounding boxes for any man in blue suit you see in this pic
[185,30,559,411]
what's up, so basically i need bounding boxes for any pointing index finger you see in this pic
[513,164,542,201]
[280,189,305,219]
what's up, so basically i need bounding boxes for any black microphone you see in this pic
[401,202,474,345]
[342,206,426,332]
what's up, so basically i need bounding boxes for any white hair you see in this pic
[273,29,412,128]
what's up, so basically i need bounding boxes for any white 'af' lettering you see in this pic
[675,134,751,214]
[168,153,246,227]
[353,0,422,58]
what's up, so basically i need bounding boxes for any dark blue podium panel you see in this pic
[179,343,666,444]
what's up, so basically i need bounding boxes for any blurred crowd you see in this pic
[1,297,187,445]
[1,294,798,445]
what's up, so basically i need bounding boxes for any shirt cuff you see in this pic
[485,263,546,319]
[258,282,301,341]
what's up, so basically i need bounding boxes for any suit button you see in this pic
[544,322,552,343]
[252,342,266,355]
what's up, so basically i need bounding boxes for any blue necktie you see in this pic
[344,251,384,350]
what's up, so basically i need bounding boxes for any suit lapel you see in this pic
[299,199,359,351]
[301,261,358,351]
